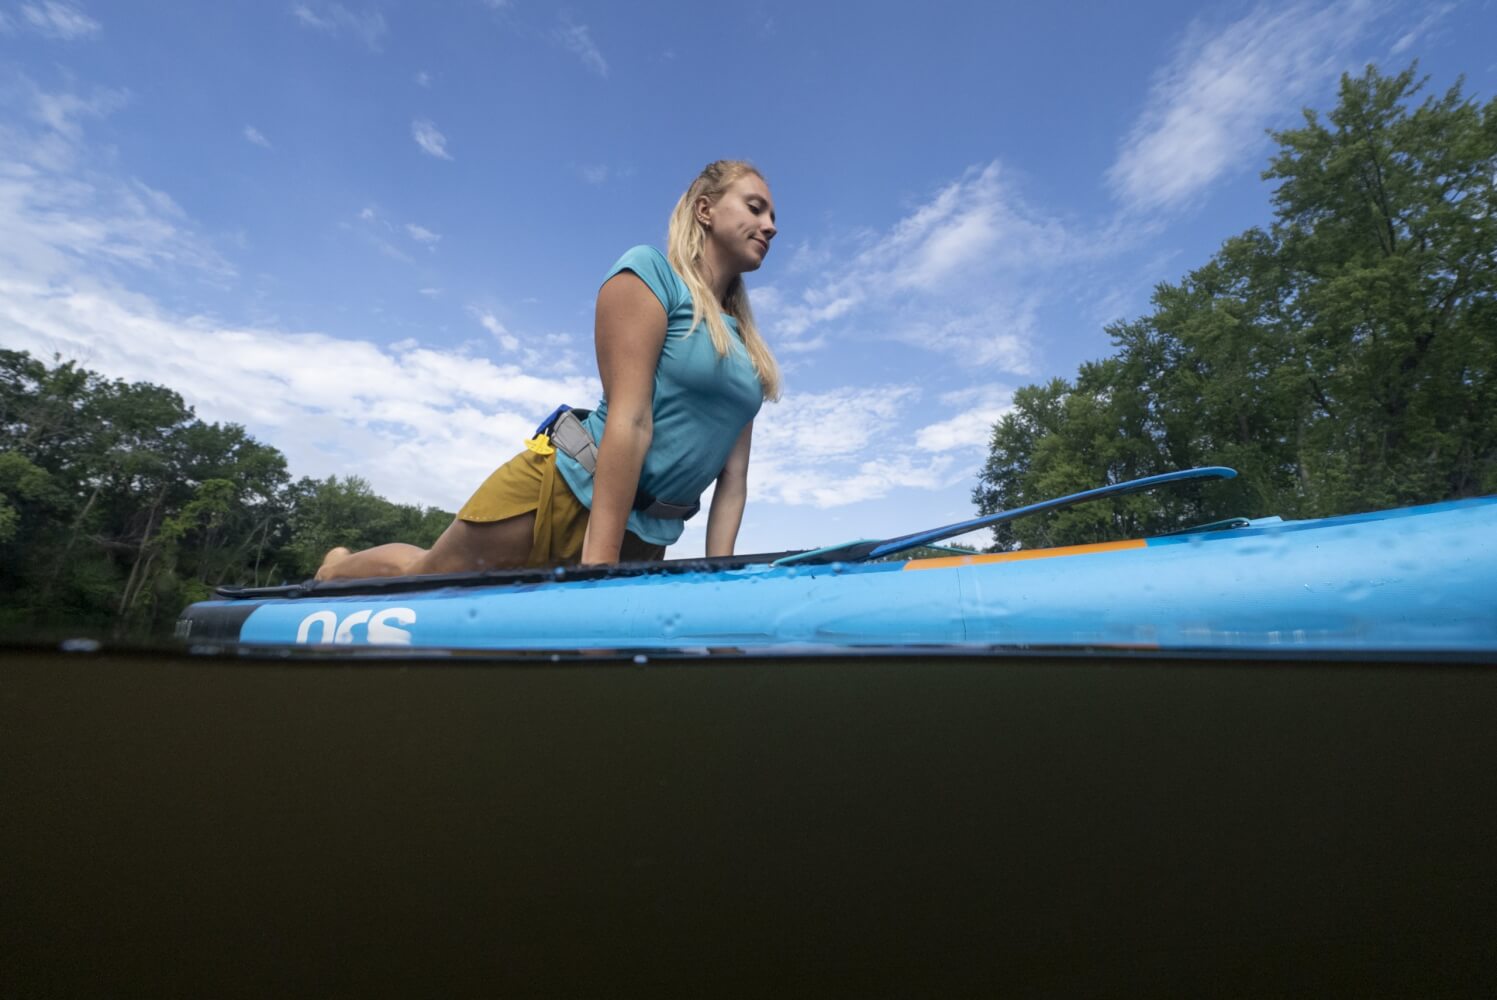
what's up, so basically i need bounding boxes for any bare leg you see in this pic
[313,512,541,582]
[412,513,537,574]
[316,542,428,581]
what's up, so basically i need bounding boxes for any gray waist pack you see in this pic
[547,408,699,521]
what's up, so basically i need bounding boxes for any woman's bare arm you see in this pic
[705,421,752,558]
[580,272,668,565]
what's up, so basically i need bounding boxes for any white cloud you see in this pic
[914,386,1015,453]
[1108,0,1376,214]
[1,84,230,284]
[753,161,1069,373]
[465,309,587,373]
[28,84,128,140]
[758,386,917,462]
[19,1,100,39]
[345,213,413,263]
[291,2,387,51]
[776,334,827,356]
[579,164,608,185]
[745,386,960,508]
[349,209,443,264]
[414,70,431,88]
[411,119,451,160]
[471,308,519,352]
[887,301,1040,371]
[557,18,608,77]
[1390,2,1455,55]
[243,125,271,148]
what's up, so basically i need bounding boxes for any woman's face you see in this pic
[699,174,777,275]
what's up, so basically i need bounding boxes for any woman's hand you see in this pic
[705,421,752,558]
[580,272,668,565]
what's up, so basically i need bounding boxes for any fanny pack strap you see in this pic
[635,496,700,520]
[541,407,700,521]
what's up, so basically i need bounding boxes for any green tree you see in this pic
[974,64,1497,549]
[0,451,64,548]
[1265,64,1497,507]
[0,350,453,640]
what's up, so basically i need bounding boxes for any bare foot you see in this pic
[315,546,352,581]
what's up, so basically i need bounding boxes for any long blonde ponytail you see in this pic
[665,160,782,401]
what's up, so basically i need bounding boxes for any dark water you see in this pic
[4,642,1496,996]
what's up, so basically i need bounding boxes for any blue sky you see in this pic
[1,0,1492,556]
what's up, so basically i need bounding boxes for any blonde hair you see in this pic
[665,160,782,401]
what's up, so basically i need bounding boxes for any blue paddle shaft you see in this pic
[865,466,1237,559]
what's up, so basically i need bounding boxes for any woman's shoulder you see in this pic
[615,243,667,263]
[607,244,673,276]
[604,245,686,310]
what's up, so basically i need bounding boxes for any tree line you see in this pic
[0,351,451,640]
[975,65,1496,549]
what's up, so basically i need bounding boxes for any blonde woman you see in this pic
[317,160,780,578]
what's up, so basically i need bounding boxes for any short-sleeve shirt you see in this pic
[555,246,765,546]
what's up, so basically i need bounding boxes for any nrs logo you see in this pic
[296,607,417,645]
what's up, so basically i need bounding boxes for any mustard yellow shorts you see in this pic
[457,449,666,566]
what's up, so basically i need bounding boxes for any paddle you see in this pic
[772,466,1238,566]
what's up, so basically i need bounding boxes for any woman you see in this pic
[316,160,780,579]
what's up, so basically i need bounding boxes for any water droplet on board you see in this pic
[633,653,649,665]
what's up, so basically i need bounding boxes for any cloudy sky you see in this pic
[1,0,1490,555]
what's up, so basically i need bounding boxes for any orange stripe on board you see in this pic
[904,537,1147,571]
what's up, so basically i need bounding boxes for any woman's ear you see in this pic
[695,194,713,229]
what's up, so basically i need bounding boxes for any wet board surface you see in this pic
[4,645,1496,997]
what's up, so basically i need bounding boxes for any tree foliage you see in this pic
[0,350,451,640]
[975,64,1497,549]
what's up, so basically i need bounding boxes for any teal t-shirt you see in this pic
[556,246,765,546]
